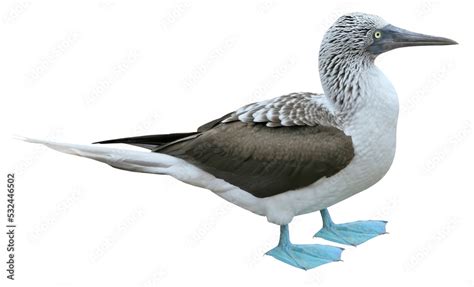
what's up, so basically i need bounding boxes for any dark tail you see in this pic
[94,132,199,150]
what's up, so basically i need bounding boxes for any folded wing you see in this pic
[96,93,353,198]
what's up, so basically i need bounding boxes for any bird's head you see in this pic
[318,12,456,109]
[319,12,457,69]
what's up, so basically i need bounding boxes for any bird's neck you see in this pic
[319,55,399,132]
[319,53,374,120]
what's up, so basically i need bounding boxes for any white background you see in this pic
[1,0,473,286]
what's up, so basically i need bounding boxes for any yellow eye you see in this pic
[374,31,382,39]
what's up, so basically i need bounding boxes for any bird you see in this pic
[22,12,456,270]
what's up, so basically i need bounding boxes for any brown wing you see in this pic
[156,121,354,198]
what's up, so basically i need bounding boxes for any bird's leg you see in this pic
[314,209,387,246]
[265,224,343,270]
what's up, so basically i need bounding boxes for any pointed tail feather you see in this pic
[18,137,180,174]
[94,132,199,150]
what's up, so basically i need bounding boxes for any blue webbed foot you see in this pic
[314,209,387,246]
[266,225,343,270]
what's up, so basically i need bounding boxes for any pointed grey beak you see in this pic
[368,24,458,55]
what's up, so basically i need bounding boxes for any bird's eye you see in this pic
[374,31,382,39]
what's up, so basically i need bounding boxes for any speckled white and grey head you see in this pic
[319,12,457,117]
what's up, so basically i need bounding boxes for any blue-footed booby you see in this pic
[22,13,456,270]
